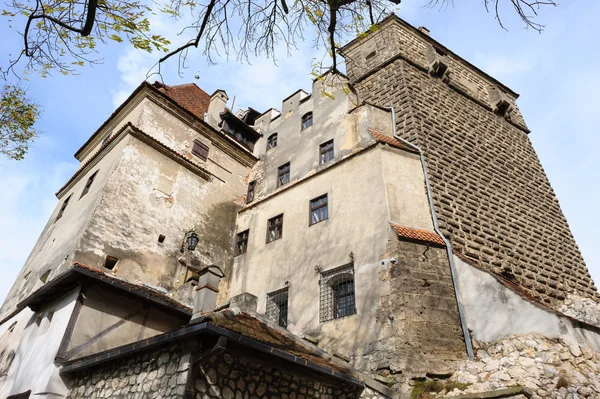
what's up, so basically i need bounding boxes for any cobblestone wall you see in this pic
[346,18,598,309]
[66,338,365,399]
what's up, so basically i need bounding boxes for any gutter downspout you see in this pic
[387,106,474,360]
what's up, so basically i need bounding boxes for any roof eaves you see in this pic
[391,223,445,246]
[369,129,419,154]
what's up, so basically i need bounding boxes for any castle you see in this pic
[1,15,600,399]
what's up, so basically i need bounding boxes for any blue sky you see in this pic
[0,0,598,304]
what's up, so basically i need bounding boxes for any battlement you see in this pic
[341,15,528,131]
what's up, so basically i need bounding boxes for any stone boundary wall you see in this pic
[349,22,598,309]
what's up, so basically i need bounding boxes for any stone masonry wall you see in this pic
[366,233,466,396]
[349,22,599,309]
[66,338,364,399]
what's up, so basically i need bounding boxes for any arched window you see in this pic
[267,133,278,150]
[301,112,313,130]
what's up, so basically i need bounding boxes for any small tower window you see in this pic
[267,133,278,151]
[266,214,283,243]
[319,140,334,165]
[55,194,72,222]
[80,170,99,199]
[104,256,119,270]
[192,140,209,161]
[266,287,289,328]
[236,230,249,255]
[246,181,256,203]
[277,163,290,187]
[309,194,328,225]
[301,112,313,130]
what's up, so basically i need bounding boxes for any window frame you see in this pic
[301,112,313,130]
[79,170,99,199]
[55,194,73,222]
[309,194,328,226]
[319,139,334,165]
[236,230,249,256]
[266,133,278,151]
[246,181,256,204]
[266,214,284,243]
[266,287,289,328]
[277,163,290,187]
[192,139,209,161]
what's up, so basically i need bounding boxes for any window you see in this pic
[309,194,328,225]
[301,112,313,130]
[80,170,98,199]
[319,263,356,322]
[266,287,289,328]
[236,230,249,255]
[104,256,119,270]
[277,163,290,187]
[319,140,334,165]
[267,133,278,150]
[192,140,209,161]
[246,181,256,204]
[55,194,72,222]
[266,214,283,243]
[158,234,166,243]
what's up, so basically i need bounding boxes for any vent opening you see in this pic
[104,256,119,270]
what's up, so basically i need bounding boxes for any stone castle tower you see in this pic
[1,15,600,399]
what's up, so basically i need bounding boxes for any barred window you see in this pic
[309,194,328,225]
[266,287,289,328]
[319,140,334,165]
[192,140,209,161]
[301,112,313,130]
[55,194,72,222]
[236,230,249,255]
[277,163,290,187]
[79,170,99,199]
[319,263,356,322]
[266,214,283,243]
[267,133,278,150]
[246,181,256,203]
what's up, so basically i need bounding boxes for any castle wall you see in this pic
[0,288,80,399]
[72,134,247,298]
[344,17,599,312]
[0,138,129,321]
[65,340,363,399]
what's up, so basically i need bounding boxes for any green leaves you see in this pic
[0,85,40,161]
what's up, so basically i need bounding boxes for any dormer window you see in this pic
[267,133,278,151]
[301,112,313,130]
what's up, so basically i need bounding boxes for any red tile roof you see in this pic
[153,81,211,120]
[391,223,445,246]
[369,129,419,153]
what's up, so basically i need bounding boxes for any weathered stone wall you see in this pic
[365,233,465,396]
[447,333,600,399]
[345,18,599,309]
[66,339,363,399]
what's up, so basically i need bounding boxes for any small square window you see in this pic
[309,194,328,225]
[266,214,283,243]
[319,140,334,165]
[266,287,289,328]
[104,256,119,270]
[80,170,99,199]
[277,163,290,187]
[192,140,209,161]
[301,112,313,130]
[267,133,278,151]
[158,234,166,243]
[236,230,249,255]
[246,181,256,204]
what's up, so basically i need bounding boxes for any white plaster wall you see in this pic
[0,288,79,398]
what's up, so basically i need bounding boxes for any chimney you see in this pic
[206,90,229,129]
[191,266,223,320]
[418,26,430,36]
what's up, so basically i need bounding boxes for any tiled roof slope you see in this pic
[391,223,445,246]
[152,81,211,120]
[369,129,419,154]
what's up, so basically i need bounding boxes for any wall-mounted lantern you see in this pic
[187,231,199,251]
